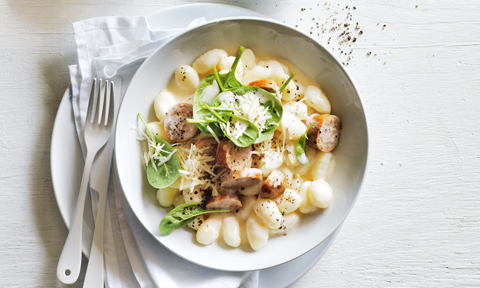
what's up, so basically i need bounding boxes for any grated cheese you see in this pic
[132,126,176,175]
[174,141,222,195]
[234,91,272,131]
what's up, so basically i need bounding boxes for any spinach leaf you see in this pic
[159,203,229,236]
[192,73,225,137]
[138,114,181,188]
[219,46,244,90]
[295,122,316,165]
[218,112,259,147]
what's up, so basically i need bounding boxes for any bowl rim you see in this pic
[114,15,370,271]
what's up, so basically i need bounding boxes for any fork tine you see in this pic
[86,78,97,124]
[105,81,115,127]
[96,79,105,124]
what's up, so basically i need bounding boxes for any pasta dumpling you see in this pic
[156,187,179,207]
[246,214,269,251]
[254,198,283,229]
[192,49,228,74]
[282,112,307,141]
[304,85,331,114]
[273,189,303,214]
[196,214,223,245]
[175,65,200,93]
[240,48,256,71]
[310,152,334,181]
[308,180,333,209]
[298,181,319,214]
[241,66,270,85]
[154,90,176,120]
[269,212,300,236]
[222,214,241,247]
[235,195,257,222]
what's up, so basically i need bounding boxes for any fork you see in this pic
[83,79,115,288]
[57,78,114,284]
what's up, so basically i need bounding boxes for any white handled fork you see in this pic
[83,79,116,288]
[57,78,114,284]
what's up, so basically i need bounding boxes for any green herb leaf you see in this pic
[295,122,316,165]
[138,114,181,188]
[212,66,225,92]
[219,112,259,147]
[192,73,225,137]
[159,203,229,236]
[220,46,245,90]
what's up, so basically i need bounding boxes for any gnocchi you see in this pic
[273,189,303,214]
[254,198,283,229]
[183,186,206,205]
[192,49,228,74]
[222,214,241,247]
[196,214,223,245]
[304,85,331,114]
[240,48,256,71]
[269,212,300,236]
[175,65,200,93]
[156,187,179,207]
[235,195,257,222]
[310,152,334,181]
[246,214,269,251]
[154,90,177,120]
[298,181,319,214]
[308,180,333,209]
[283,101,308,120]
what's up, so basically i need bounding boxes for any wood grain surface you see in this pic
[0,0,479,287]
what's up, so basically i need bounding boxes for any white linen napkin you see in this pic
[68,14,259,288]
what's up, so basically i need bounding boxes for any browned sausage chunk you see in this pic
[220,168,263,189]
[306,114,341,152]
[205,190,242,212]
[164,103,199,142]
[195,137,218,165]
[216,139,252,170]
[247,79,279,93]
[259,170,286,199]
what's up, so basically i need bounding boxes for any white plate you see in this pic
[115,17,368,271]
[50,4,344,286]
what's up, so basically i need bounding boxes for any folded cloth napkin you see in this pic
[69,14,259,288]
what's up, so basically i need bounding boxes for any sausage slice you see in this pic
[306,114,341,152]
[206,190,242,212]
[259,169,286,199]
[216,139,252,170]
[164,103,199,142]
[220,168,263,189]
[248,79,279,93]
[195,137,218,164]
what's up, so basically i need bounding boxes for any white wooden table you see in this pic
[1,0,479,287]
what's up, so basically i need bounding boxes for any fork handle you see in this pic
[83,189,107,288]
[57,152,95,284]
